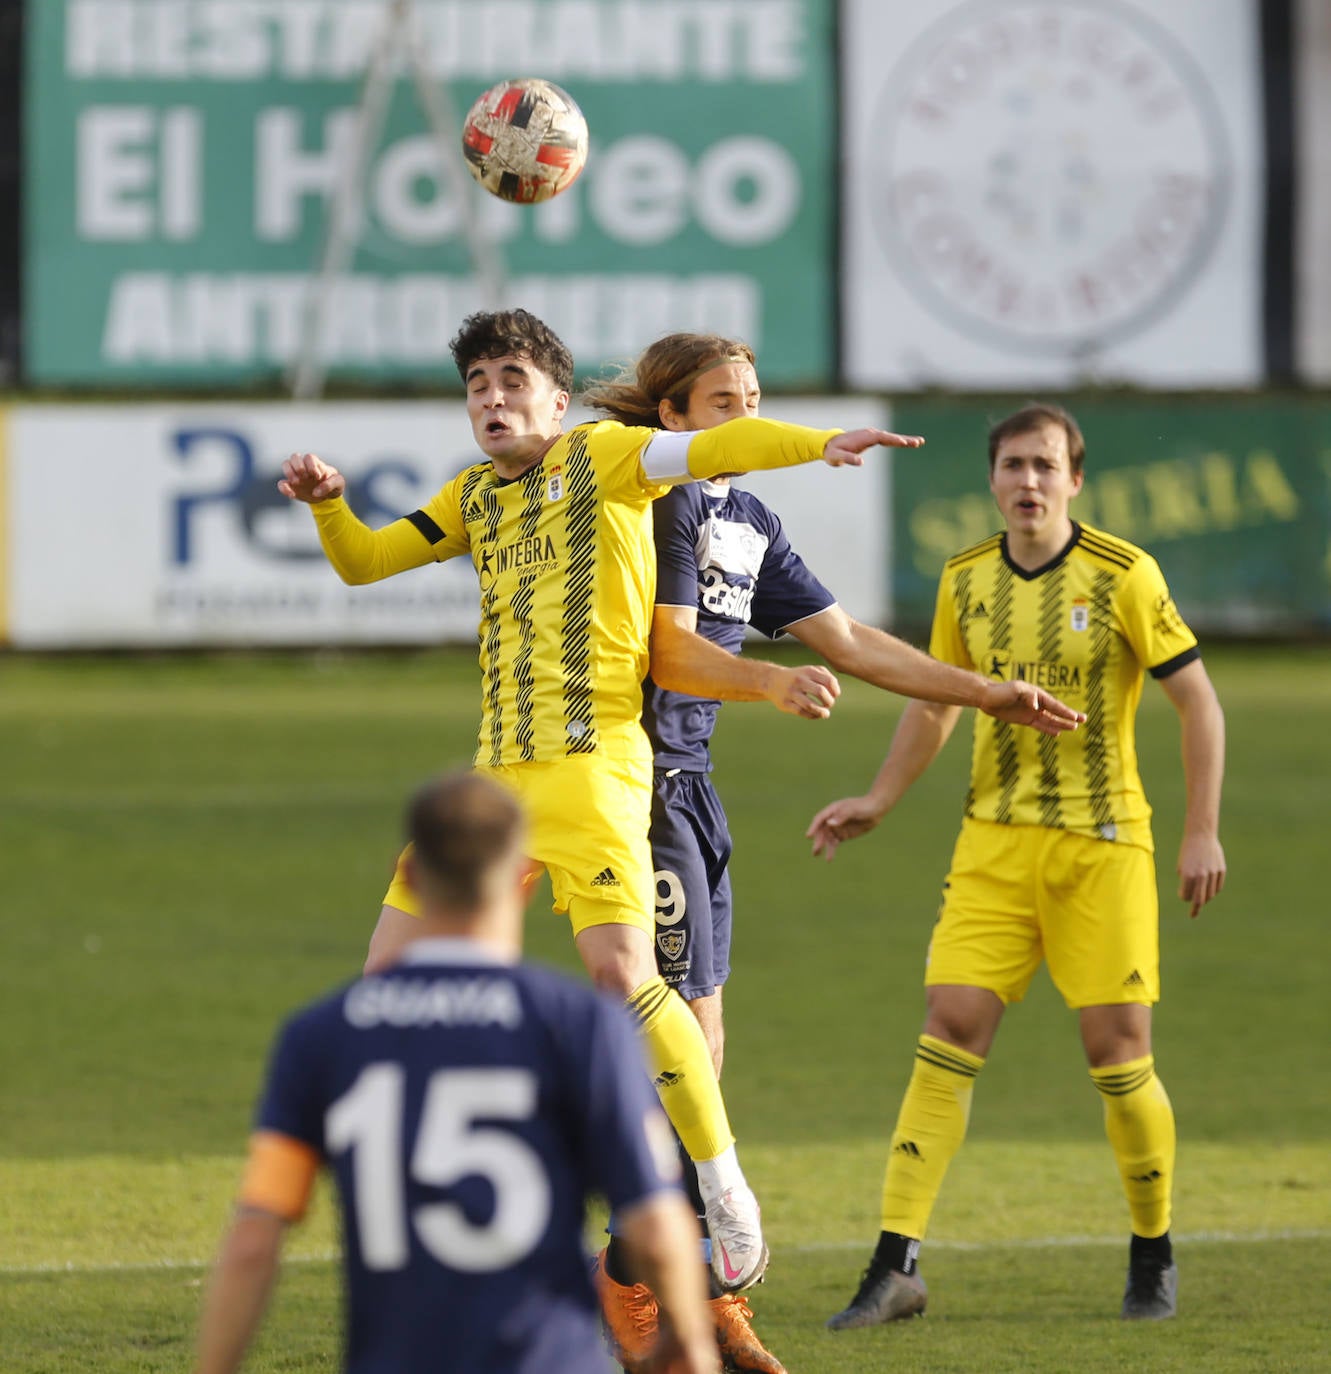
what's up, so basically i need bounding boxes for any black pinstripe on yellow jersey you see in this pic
[508,459,547,764]
[414,423,662,768]
[930,523,1200,849]
[559,428,598,756]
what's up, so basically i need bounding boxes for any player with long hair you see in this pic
[582,337,1084,1373]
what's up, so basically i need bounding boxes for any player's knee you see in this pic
[585,947,654,999]
[1076,1027,1148,1066]
[575,922,656,996]
[922,994,1000,1057]
[585,958,635,997]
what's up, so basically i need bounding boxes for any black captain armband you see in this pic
[406,509,446,544]
[1149,646,1201,679]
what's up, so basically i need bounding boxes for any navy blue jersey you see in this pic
[643,481,836,770]
[255,939,676,1374]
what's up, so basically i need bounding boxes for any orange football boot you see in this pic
[711,1292,787,1373]
[593,1248,660,1374]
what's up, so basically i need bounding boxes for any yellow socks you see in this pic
[880,1034,985,1239]
[1090,1054,1175,1238]
[627,976,734,1163]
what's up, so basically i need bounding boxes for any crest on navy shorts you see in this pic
[657,930,686,961]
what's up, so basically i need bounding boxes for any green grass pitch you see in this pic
[2,644,1328,1372]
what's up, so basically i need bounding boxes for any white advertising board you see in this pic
[841,0,1264,389]
[7,403,482,647]
[3,397,889,648]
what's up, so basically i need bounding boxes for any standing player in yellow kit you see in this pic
[811,403,1226,1326]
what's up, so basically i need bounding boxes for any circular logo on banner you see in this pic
[872,0,1232,355]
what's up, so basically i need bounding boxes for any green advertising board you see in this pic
[25,0,835,387]
[890,398,1331,635]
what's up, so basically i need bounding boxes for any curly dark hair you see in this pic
[448,309,574,392]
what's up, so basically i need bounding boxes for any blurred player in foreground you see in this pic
[580,338,1084,1374]
[810,403,1226,1328]
[194,771,718,1374]
[278,308,929,1296]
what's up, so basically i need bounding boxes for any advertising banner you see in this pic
[6,403,481,646]
[841,0,1266,389]
[890,397,1331,634]
[25,0,835,387]
[1,396,888,648]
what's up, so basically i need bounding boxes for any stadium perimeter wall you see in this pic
[1,394,1326,650]
[0,396,889,649]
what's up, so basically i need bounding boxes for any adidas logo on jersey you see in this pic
[893,1140,924,1160]
[1123,969,1146,988]
[969,601,988,619]
[654,1069,683,1088]
[591,867,621,888]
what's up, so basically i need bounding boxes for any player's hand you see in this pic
[806,795,886,861]
[979,680,1085,735]
[822,428,926,467]
[767,664,841,719]
[1177,833,1226,918]
[278,451,347,503]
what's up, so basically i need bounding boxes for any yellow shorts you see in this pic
[925,819,1160,1008]
[383,753,655,938]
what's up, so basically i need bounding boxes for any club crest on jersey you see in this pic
[546,464,564,502]
[1070,599,1089,632]
[657,929,686,961]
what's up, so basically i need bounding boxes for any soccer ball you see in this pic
[460,78,589,205]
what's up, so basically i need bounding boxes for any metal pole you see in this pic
[401,6,507,310]
[290,0,509,399]
[290,0,404,400]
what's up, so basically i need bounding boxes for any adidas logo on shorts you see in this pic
[591,867,620,888]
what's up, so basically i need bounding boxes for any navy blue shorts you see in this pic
[650,769,733,1000]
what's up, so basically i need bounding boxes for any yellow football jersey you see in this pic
[410,421,666,766]
[929,523,1199,849]
[309,415,840,768]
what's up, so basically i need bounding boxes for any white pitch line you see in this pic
[0,1250,340,1278]
[793,1227,1331,1253]
[5,1229,1329,1278]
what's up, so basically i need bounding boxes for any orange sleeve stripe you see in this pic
[238,1131,321,1222]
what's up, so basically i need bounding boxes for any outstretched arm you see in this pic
[649,606,840,720]
[1157,658,1226,917]
[278,452,439,585]
[789,607,1084,735]
[641,418,925,486]
[807,698,963,860]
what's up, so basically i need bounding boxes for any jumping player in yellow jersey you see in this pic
[278,308,928,1297]
[810,402,1227,1327]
